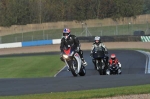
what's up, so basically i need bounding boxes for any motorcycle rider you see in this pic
[90,36,109,70]
[60,28,87,71]
[109,54,121,74]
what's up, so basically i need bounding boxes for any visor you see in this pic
[63,33,69,36]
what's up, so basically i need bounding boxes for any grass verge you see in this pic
[0,84,150,99]
[0,55,64,78]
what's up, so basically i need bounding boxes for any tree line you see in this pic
[0,0,149,27]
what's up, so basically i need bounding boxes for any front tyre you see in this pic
[67,60,78,77]
[97,60,104,75]
[79,66,86,76]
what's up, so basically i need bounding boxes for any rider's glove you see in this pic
[76,46,80,52]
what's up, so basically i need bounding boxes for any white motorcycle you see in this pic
[62,47,86,77]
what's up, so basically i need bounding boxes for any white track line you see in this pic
[136,50,150,74]
[54,66,66,77]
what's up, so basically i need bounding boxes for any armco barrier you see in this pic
[0,35,145,49]
[0,42,22,48]
[52,39,61,44]
[22,40,53,47]
[0,39,58,49]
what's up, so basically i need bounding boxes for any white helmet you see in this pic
[94,36,100,41]
[94,36,101,44]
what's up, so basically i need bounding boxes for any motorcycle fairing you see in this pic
[63,47,82,75]
[64,47,71,55]
[74,53,81,73]
[63,47,74,57]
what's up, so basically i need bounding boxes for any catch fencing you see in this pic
[0,14,150,43]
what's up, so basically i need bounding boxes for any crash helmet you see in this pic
[94,36,101,44]
[63,28,70,39]
[111,54,116,61]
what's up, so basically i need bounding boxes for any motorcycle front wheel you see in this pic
[67,59,78,77]
[79,65,86,76]
[96,60,104,75]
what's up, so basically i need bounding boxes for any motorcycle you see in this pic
[92,48,107,75]
[106,62,121,75]
[62,47,86,77]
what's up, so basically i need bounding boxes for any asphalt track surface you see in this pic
[0,49,150,96]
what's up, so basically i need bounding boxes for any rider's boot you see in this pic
[78,50,87,66]
[118,66,122,74]
[104,62,109,75]
[106,69,110,75]
[81,58,87,66]
[105,57,109,70]
[92,59,96,70]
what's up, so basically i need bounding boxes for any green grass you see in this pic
[0,84,150,99]
[0,55,64,78]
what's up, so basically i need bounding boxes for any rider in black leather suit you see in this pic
[60,28,87,70]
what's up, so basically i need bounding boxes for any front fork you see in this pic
[64,58,78,71]
[96,59,104,70]
[64,60,70,69]
[96,60,99,70]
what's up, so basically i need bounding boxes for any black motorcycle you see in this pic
[92,49,107,75]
